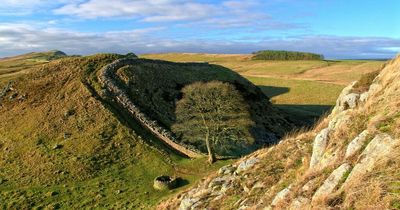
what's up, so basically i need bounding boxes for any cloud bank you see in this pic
[0,24,399,59]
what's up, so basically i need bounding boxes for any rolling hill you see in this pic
[0,52,295,208]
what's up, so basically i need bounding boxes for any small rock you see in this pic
[312,163,351,202]
[359,92,369,103]
[341,93,360,109]
[46,191,58,197]
[345,130,369,158]
[218,165,236,175]
[52,144,63,150]
[179,197,200,210]
[271,185,292,207]
[236,157,259,173]
[63,133,72,139]
[290,196,310,210]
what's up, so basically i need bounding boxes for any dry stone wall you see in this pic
[98,58,204,158]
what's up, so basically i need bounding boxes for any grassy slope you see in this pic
[0,51,67,86]
[0,54,231,209]
[142,53,384,121]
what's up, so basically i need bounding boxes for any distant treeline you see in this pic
[252,50,324,61]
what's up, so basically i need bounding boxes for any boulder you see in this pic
[345,130,369,158]
[310,128,331,169]
[312,163,351,202]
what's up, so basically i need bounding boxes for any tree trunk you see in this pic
[205,132,215,164]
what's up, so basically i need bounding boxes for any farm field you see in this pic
[142,53,385,121]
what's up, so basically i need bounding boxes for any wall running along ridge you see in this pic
[98,58,204,158]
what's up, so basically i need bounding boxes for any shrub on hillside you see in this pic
[252,50,324,61]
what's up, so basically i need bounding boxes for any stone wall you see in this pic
[98,58,204,158]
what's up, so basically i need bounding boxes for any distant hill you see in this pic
[252,50,324,60]
[0,50,68,86]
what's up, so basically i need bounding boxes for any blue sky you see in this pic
[0,0,399,59]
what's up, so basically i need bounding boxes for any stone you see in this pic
[344,133,399,186]
[345,130,369,158]
[310,128,331,169]
[290,196,310,210]
[359,92,369,103]
[312,163,351,202]
[218,165,236,175]
[179,197,200,210]
[52,144,63,150]
[341,93,360,109]
[236,157,259,173]
[328,110,350,130]
[271,185,292,207]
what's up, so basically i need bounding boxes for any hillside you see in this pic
[159,55,400,209]
[0,52,295,208]
[0,50,67,86]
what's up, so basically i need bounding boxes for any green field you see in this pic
[142,53,385,121]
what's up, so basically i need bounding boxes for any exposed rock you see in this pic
[312,163,351,202]
[179,197,201,210]
[341,93,360,109]
[359,92,369,103]
[52,144,63,150]
[271,185,292,207]
[310,128,331,169]
[331,81,357,115]
[236,157,259,173]
[345,130,369,158]
[328,110,350,130]
[344,133,399,186]
[218,165,236,175]
[290,196,310,210]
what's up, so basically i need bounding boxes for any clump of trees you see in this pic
[172,81,254,163]
[252,50,324,61]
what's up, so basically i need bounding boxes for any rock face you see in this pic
[312,163,351,202]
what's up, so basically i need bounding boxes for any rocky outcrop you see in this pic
[98,58,204,158]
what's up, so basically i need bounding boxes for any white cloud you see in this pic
[53,0,219,21]
[0,23,399,59]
